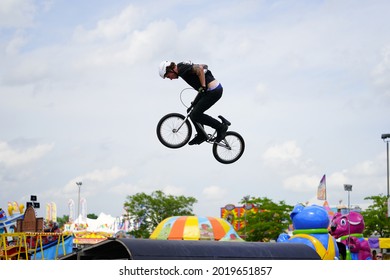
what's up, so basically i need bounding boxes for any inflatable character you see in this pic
[7,203,14,216]
[0,208,6,220]
[330,211,371,260]
[277,204,339,260]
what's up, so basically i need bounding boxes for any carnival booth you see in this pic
[61,216,320,260]
[60,238,321,260]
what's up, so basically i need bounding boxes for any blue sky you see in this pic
[1,0,389,220]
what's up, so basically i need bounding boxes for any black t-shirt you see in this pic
[177,61,215,90]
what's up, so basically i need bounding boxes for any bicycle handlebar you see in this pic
[180,88,197,108]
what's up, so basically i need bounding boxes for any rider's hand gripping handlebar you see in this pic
[188,87,206,112]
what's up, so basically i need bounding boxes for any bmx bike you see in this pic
[156,88,245,164]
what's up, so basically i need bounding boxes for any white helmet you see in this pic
[159,60,171,78]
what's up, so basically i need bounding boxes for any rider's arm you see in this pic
[192,64,207,88]
[188,64,209,110]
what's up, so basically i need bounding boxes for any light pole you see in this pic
[76,182,82,221]
[344,184,352,249]
[243,195,250,239]
[382,134,390,218]
[381,134,390,198]
[344,184,352,212]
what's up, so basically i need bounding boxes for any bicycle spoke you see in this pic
[161,118,188,145]
[157,113,192,149]
[213,132,245,164]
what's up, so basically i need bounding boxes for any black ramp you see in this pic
[60,238,320,260]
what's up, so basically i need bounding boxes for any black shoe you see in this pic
[188,134,207,145]
[215,124,228,142]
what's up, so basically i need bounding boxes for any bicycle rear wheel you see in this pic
[212,131,245,164]
[156,113,192,149]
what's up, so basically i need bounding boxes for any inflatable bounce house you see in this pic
[61,215,321,260]
[0,202,25,234]
[150,216,243,241]
[330,211,371,260]
[277,204,339,260]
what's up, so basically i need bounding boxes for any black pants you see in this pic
[190,85,223,135]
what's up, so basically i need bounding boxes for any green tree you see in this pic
[123,190,197,238]
[361,194,390,237]
[87,213,98,219]
[238,197,293,242]
[56,215,69,229]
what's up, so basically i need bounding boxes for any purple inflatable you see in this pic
[330,211,372,260]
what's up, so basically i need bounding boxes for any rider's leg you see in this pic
[188,123,207,145]
[190,87,222,129]
[190,86,227,142]
[188,96,218,145]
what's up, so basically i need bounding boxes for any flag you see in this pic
[317,174,326,200]
[322,200,334,222]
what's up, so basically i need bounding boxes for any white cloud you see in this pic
[83,166,128,182]
[254,83,268,104]
[73,5,143,43]
[5,33,28,55]
[372,45,390,97]
[351,160,380,177]
[328,171,349,188]
[63,167,129,195]
[162,185,185,196]
[202,185,228,201]
[0,0,36,28]
[3,56,49,85]
[111,183,140,195]
[262,141,302,165]
[283,174,319,192]
[0,141,54,167]
[72,17,178,67]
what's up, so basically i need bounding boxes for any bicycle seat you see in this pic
[218,115,231,126]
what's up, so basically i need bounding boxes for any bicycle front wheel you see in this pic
[156,113,192,149]
[212,131,245,164]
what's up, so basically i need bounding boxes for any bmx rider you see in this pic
[159,60,228,145]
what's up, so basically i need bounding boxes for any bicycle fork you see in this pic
[173,114,191,133]
[180,111,232,150]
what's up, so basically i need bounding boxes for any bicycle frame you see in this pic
[176,110,231,149]
[157,88,244,163]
